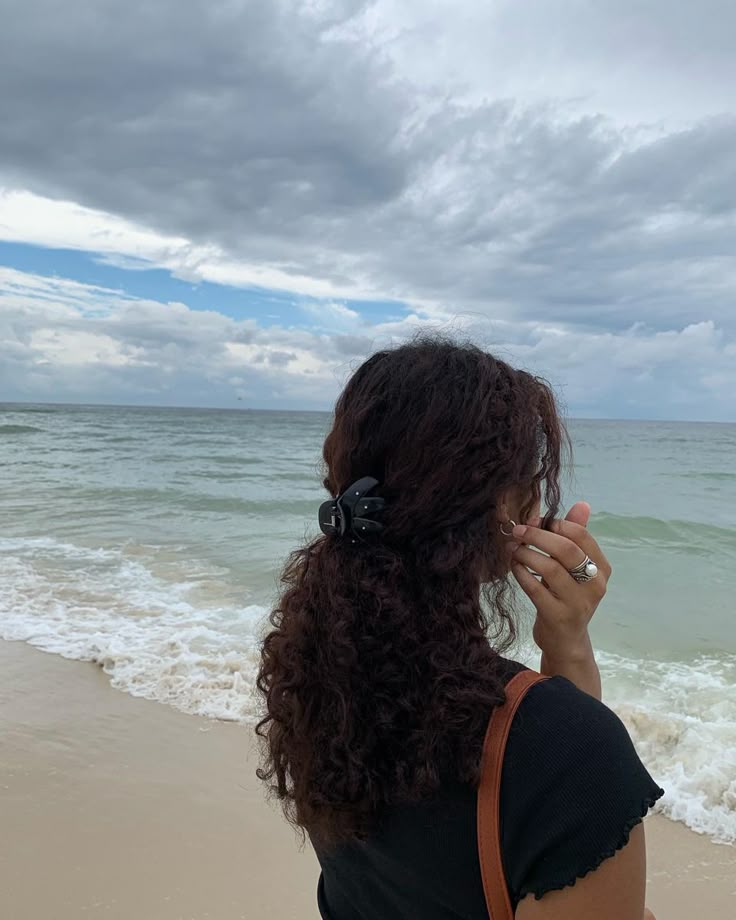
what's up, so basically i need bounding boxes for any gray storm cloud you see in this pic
[1,0,735,335]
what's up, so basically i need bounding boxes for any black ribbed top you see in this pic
[314,663,664,919]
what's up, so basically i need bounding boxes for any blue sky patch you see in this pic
[0,240,409,329]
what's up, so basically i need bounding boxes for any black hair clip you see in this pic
[318,477,386,540]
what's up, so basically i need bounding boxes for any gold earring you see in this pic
[499,519,516,537]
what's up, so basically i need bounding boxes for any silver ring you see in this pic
[568,555,599,583]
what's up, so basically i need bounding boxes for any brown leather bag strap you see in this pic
[477,669,549,920]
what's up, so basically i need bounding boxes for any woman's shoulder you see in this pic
[496,659,632,750]
[507,671,641,765]
[501,668,647,782]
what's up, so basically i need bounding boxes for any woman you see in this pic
[257,336,663,919]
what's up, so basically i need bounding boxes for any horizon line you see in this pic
[1,398,733,426]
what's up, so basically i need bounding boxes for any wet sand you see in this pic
[1,640,733,919]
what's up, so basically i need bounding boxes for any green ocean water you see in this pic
[1,403,735,842]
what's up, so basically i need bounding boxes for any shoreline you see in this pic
[1,640,734,919]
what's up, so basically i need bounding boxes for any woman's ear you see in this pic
[496,506,509,526]
[499,487,542,527]
[497,489,519,526]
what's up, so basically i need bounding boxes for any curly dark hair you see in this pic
[256,334,568,847]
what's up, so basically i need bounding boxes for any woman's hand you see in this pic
[510,502,611,699]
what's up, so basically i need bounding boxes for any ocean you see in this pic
[1,403,734,844]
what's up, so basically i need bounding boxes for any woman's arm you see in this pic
[515,823,653,920]
[540,631,602,700]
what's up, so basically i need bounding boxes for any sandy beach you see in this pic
[1,640,734,920]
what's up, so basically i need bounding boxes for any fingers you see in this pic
[512,545,577,597]
[513,524,587,571]
[565,501,591,527]
[549,519,612,579]
[511,560,561,609]
[514,518,611,582]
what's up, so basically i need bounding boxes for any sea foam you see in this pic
[599,650,736,845]
[0,536,265,722]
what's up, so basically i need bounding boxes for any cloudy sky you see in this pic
[1,0,735,419]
